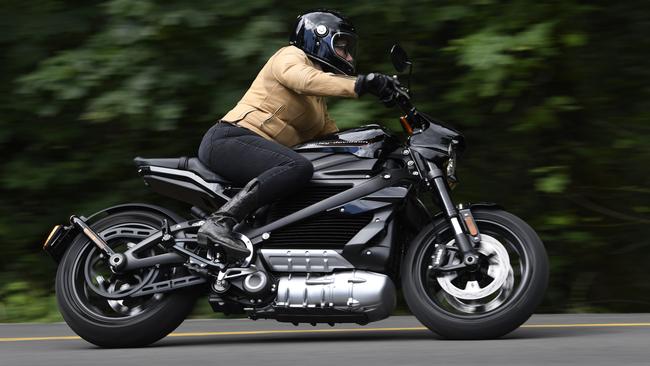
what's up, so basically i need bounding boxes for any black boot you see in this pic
[197,178,260,262]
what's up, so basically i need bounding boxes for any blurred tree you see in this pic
[0,0,648,321]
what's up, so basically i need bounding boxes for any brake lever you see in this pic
[380,76,410,108]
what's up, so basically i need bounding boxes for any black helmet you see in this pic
[289,10,358,75]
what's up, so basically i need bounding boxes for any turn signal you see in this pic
[463,215,479,237]
[43,225,62,249]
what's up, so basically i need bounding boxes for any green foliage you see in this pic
[531,166,570,193]
[0,281,62,322]
[1,0,649,321]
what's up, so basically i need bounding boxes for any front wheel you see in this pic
[401,208,549,339]
[55,209,199,347]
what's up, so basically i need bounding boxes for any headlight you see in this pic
[446,141,459,187]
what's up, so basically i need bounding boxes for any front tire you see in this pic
[55,210,199,347]
[402,208,549,339]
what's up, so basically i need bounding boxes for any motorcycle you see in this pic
[43,44,549,347]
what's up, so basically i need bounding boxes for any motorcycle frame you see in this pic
[50,151,481,277]
[65,166,416,271]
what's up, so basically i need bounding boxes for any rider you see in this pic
[197,9,394,262]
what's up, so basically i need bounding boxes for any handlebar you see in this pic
[364,73,427,131]
[384,76,426,130]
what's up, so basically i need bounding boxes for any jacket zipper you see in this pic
[262,105,286,125]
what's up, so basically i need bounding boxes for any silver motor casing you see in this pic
[274,270,396,322]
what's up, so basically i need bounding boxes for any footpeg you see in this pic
[160,219,174,246]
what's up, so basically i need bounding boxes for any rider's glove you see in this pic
[355,73,395,104]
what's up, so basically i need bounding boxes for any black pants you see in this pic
[198,122,314,208]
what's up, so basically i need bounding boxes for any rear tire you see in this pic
[55,210,199,347]
[401,208,548,339]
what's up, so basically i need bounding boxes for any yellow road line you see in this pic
[521,323,650,328]
[166,327,427,338]
[1,323,650,343]
[0,336,81,342]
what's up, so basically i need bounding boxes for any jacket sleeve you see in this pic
[271,48,358,98]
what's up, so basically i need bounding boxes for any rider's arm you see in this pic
[272,47,358,98]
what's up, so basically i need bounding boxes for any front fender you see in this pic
[43,203,185,263]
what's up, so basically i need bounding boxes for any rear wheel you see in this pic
[402,208,549,339]
[56,210,199,347]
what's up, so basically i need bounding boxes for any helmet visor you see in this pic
[331,32,357,70]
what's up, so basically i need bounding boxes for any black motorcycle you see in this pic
[43,45,548,347]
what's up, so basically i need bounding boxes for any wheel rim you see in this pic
[70,222,168,320]
[418,218,530,317]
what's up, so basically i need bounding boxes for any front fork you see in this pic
[425,161,481,266]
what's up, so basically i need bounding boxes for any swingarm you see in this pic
[64,215,218,273]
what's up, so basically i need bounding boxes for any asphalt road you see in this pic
[2,314,650,366]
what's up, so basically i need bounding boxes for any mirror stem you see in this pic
[407,62,413,95]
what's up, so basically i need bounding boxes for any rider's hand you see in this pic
[355,73,395,104]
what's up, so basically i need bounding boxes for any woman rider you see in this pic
[197,10,393,263]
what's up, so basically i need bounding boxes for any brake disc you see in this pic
[436,234,513,300]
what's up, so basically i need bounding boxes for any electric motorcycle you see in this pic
[43,45,549,347]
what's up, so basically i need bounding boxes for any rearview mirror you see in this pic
[390,44,411,73]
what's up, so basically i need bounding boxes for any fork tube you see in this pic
[426,163,476,257]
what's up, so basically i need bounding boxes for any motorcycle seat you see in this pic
[134,156,231,183]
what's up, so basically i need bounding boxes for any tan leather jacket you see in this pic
[221,45,358,147]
